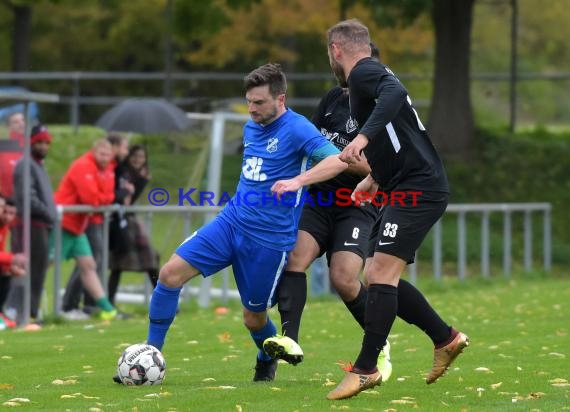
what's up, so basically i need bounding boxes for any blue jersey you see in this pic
[219,108,331,251]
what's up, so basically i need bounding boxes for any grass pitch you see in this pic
[0,275,569,411]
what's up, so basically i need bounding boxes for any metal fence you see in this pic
[407,202,552,283]
[50,202,552,317]
[2,71,570,129]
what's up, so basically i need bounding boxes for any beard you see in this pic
[31,148,47,160]
[252,105,278,126]
[330,59,347,88]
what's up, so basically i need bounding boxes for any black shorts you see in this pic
[367,191,448,263]
[298,196,378,262]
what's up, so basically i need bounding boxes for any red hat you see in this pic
[30,124,53,145]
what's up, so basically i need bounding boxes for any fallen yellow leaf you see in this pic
[7,398,29,403]
[52,379,77,385]
[204,386,236,390]
[528,392,545,399]
[217,332,232,343]
[323,378,337,386]
[474,367,492,373]
[548,352,566,358]
[549,378,568,384]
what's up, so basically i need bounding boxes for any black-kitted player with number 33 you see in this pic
[325,18,470,400]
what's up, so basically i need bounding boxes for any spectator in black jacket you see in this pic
[108,144,159,305]
[8,124,56,325]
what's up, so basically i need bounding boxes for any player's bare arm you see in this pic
[271,155,347,197]
[346,150,371,176]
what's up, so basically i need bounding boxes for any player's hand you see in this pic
[271,178,302,198]
[351,175,378,206]
[10,253,27,277]
[339,134,369,164]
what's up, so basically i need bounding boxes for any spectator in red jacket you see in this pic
[0,195,26,329]
[0,112,25,199]
[61,134,128,317]
[54,139,117,320]
[0,196,26,278]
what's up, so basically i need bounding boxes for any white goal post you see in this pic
[190,112,250,307]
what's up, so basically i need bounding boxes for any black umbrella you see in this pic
[95,98,192,134]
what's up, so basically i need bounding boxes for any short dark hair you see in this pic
[244,63,287,98]
[106,133,127,147]
[127,144,147,162]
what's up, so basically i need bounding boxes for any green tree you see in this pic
[179,0,476,158]
[356,0,476,158]
[0,0,34,72]
[429,0,476,158]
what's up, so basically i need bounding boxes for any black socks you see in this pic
[397,278,451,345]
[354,283,398,371]
[276,271,307,343]
[343,282,367,329]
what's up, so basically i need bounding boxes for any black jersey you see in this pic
[310,86,365,195]
[347,57,449,193]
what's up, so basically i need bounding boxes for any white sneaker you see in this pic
[61,309,90,321]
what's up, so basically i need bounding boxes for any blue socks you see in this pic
[148,282,277,364]
[147,282,182,351]
[251,318,277,361]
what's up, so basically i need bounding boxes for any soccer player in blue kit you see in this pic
[143,63,348,382]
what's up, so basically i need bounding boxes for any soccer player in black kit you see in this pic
[263,44,392,382]
[325,19,469,400]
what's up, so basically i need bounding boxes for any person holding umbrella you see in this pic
[107,144,159,305]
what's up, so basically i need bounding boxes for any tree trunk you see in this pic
[11,4,32,73]
[429,0,475,160]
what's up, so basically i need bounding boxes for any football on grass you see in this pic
[117,343,166,386]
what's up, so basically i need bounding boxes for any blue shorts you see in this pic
[176,216,288,312]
